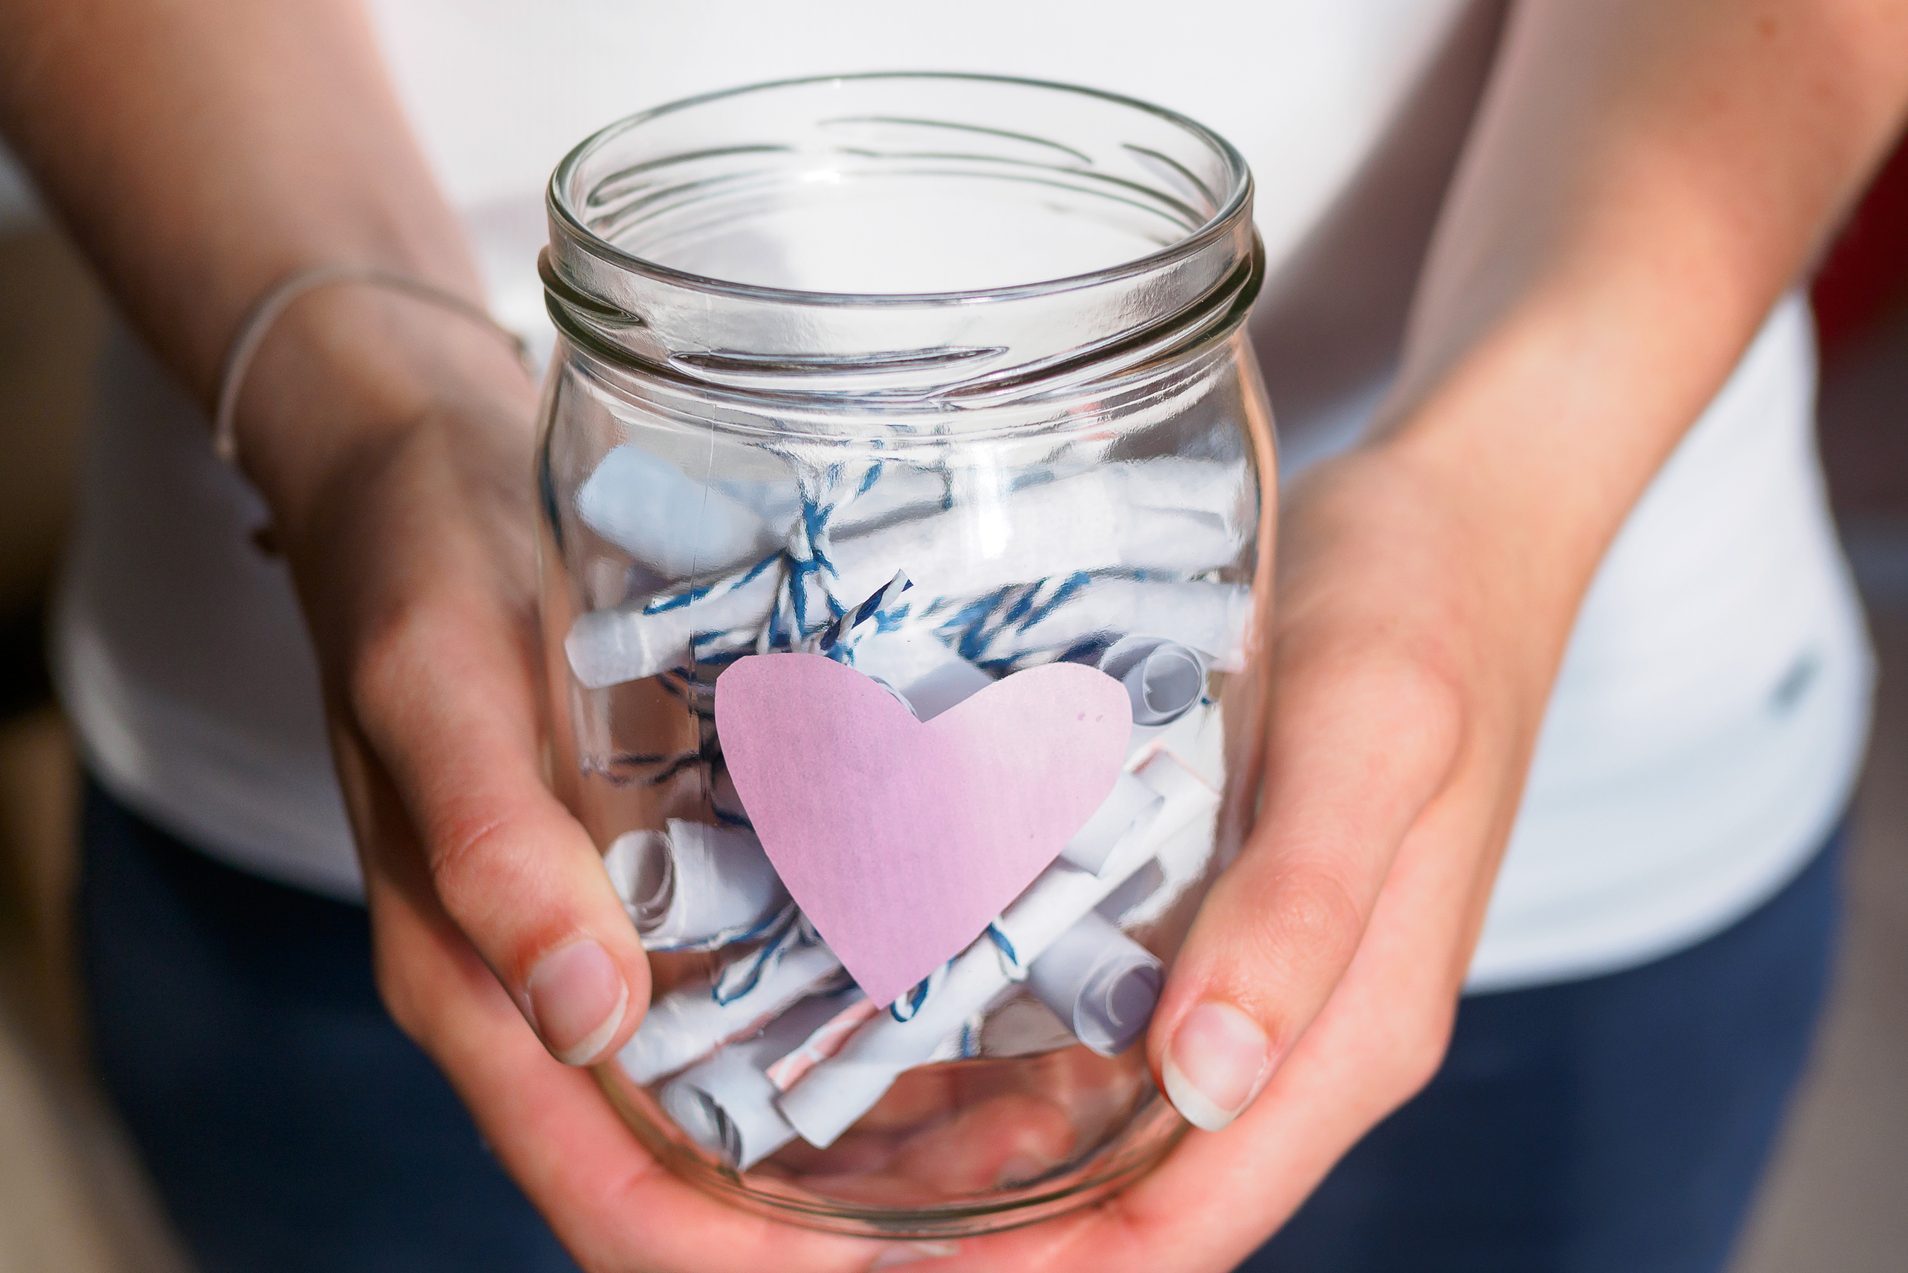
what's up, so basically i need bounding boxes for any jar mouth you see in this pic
[542,72,1260,401]
[549,71,1252,306]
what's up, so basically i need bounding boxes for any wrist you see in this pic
[227,279,538,538]
[1285,437,1589,706]
[1361,301,1656,607]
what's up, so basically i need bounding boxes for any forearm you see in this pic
[0,0,522,523]
[1376,0,1908,613]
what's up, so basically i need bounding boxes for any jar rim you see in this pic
[546,71,1254,308]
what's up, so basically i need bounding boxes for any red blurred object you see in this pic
[1811,137,1908,354]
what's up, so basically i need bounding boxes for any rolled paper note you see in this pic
[576,445,779,578]
[1109,457,1253,528]
[880,464,1242,596]
[850,628,994,721]
[567,473,1120,686]
[1126,697,1219,776]
[771,998,986,1093]
[762,997,882,1092]
[566,464,1246,687]
[1096,859,1168,925]
[774,749,1218,1149]
[707,462,960,566]
[826,464,958,532]
[985,865,1172,1058]
[1098,636,1208,729]
[938,576,1253,675]
[603,820,789,953]
[1059,771,1165,874]
[603,829,670,921]
[659,987,862,1170]
[1026,911,1163,1056]
[618,911,848,1085]
[1108,749,1226,931]
[566,552,784,689]
[743,456,1243,569]
[668,996,973,1171]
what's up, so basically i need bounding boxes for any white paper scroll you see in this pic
[1100,637,1208,730]
[659,988,861,1170]
[850,629,993,721]
[945,577,1253,676]
[603,820,788,953]
[577,445,780,578]
[580,449,1244,584]
[1051,639,1209,874]
[1105,457,1254,528]
[665,994,979,1170]
[775,750,1218,1149]
[618,914,847,1085]
[1026,911,1163,1056]
[1096,859,1168,925]
[580,449,949,581]
[565,464,1250,688]
[1058,771,1165,873]
[1130,831,1223,936]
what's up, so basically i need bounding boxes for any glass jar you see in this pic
[535,73,1275,1239]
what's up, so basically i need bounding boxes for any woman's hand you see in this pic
[920,4,1908,1256]
[254,296,926,1273]
[926,438,1579,1272]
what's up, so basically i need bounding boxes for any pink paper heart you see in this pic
[715,653,1132,1007]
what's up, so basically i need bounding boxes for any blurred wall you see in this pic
[0,143,99,1045]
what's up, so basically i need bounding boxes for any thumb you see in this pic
[1147,650,1461,1130]
[345,594,652,1066]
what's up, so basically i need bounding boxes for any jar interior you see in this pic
[562,76,1236,295]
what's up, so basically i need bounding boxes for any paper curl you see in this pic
[1099,636,1208,729]
[1027,911,1162,1056]
[618,911,846,1085]
[604,820,788,953]
[659,988,861,1170]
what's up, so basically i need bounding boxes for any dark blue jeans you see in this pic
[79,781,1840,1273]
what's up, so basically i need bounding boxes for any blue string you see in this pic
[646,902,786,955]
[711,804,754,829]
[642,550,781,616]
[711,908,811,1005]
[1020,571,1093,629]
[816,573,914,664]
[890,974,935,1022]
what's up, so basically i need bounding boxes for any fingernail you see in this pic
[870,1240,959,1268]
[1162,1001,1272,1132]
[526,939,628,1065]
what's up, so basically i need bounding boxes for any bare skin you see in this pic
[2,1,1905,1269]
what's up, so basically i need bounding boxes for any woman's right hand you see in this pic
[248,294,930,1272]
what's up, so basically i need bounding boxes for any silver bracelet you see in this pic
[210,263,531,467]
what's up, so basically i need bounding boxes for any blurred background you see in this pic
[0,143,1903,1272]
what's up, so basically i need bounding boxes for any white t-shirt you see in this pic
[52,0,1871,992]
